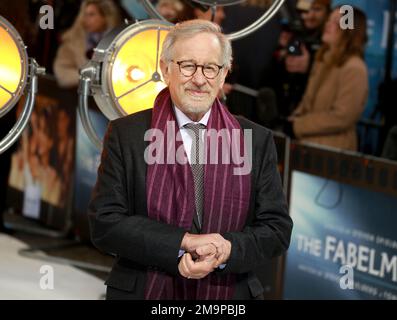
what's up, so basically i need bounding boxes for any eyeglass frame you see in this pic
[170,60,224,79]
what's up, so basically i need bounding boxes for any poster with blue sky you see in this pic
[283,171,397,300]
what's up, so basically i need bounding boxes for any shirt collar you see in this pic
[173,104,211,129]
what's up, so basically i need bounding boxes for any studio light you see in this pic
[0,18,27,118]
[0,15,45,154]
[78,19,172,148]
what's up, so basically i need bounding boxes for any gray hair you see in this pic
[161,19,233,69]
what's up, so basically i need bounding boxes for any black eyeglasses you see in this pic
[171,60,224,79]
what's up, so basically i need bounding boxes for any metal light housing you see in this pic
[81,20,171,113]
[0,17,28,118]
[79,20,172,148]
[0,15,45,154]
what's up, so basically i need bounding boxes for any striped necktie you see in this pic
[184,123,206,230]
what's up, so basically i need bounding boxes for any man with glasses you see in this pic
[89,19,292,300]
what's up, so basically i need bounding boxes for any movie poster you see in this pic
[73,108,108,240]
[7,77,76,229]
[283,170,397,300]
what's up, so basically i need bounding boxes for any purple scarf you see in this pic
[144,88,251,300]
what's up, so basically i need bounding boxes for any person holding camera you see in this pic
[266,0,331,128]
[285,0,331,73]
[287,7,368,151]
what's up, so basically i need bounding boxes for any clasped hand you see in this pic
[178,233,231,280]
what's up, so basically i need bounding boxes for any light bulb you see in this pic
[127,66,146,82]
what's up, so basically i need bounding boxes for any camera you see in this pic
[287,38,303,56]
[279,6,306,56]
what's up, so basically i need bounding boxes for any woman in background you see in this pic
[288,6,368,151]
[53,0,122,88]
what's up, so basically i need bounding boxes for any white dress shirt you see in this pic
[173,105,211,164]
[174,105,226,269]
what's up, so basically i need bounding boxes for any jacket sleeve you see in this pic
[222,131,293,274]
[291,61,320,117]
[53,42,80,88]
[88,121,186,276]
[293,62,368,138]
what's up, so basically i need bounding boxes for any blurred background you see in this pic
[1,0,397,300]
